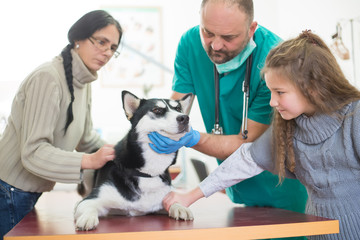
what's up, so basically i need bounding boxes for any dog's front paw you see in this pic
[75,212,99,231]
[168,203,194,221]
[74,201,99,231]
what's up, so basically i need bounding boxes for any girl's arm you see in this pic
[163,187,204,211]
[163,142,264,211]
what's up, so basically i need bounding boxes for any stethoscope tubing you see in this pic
[213,53,253,138]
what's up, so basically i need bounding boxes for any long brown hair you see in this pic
[262,30,360,181]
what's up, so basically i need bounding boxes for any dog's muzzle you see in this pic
[177,115,189,133]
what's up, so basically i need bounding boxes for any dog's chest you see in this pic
[98,176,171,216]
[136,177,171,203]
[138,143,176,175]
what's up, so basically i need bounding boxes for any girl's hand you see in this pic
[162,187,204,212]
[81,144,115,170]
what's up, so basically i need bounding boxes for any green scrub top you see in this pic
[172,25,308,213]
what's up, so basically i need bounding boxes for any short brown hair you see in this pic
[201,0,254,24]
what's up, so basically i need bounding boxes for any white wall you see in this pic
[1,0,359,189]
[254,0,360,86]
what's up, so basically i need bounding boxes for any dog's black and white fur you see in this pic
[74,90,194,231]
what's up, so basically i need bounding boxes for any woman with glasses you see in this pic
[0,10,122,239]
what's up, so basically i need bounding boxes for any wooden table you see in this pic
[4,190,338,240]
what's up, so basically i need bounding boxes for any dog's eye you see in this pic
[152,107,165,115]
[175,105,182,112]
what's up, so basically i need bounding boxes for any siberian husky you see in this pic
[74,90,194,230]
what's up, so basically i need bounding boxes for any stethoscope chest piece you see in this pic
[211,123,223,135]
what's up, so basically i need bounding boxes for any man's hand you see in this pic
[148,128,200,154]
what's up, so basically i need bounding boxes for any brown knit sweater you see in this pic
[0,50,105,192]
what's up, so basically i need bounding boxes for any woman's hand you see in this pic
[162,187,205,211]
[81,144,115,170]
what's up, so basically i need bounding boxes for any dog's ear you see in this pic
[179,93,194,115]
[122,91,141,120]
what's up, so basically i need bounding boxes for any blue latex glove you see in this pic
[148,128,200,154]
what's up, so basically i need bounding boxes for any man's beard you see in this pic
[207,48,236,64]
[206,36,250,64]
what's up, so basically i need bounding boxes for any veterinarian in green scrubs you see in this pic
[170,24,308,212]
[149,1,307,239]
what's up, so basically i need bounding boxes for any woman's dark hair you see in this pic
[61,10,122,134]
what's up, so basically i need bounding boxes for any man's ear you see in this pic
[122,91,141,120]
[248,21,258,38]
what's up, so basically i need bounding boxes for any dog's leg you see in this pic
[168,203,194,221]
[77,169,96,198]
[74,198,107,231]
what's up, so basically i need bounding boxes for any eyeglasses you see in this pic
[88,36,120,58]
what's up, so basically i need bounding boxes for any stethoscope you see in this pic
[212,53,253,139]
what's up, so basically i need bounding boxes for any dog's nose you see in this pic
[176,115,189,125]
